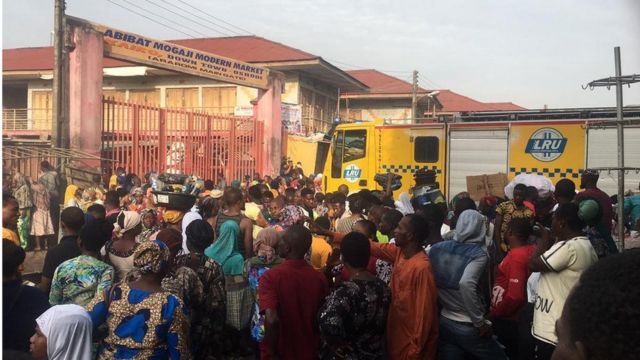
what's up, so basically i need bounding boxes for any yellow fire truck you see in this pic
[322,117,640,200]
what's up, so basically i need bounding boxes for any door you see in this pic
[129,89,160,106]
[327,127,369,192]
[31,90,52,131]
[202,87,236,115]
[448,128,509,202]
[165,88,199,110]
[102,89,126,101]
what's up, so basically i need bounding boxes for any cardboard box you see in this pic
[466,173,508,201]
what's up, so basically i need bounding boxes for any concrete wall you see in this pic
[18,71,314,113]
[340,98,429,122]
[282,73,300,104]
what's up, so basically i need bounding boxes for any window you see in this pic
[415,136,439,163]
[331,129,367,178]
[343,130,367,162]
[331,131,344,178]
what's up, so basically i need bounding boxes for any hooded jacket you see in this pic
[429,209,489,327]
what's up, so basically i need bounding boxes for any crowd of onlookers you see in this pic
[2,160,640,360]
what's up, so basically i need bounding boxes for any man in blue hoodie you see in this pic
[430,209,507,360]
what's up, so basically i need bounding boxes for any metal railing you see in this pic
[103,99,265,182]
[2,108,53,132]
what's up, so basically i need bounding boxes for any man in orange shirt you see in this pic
[370,214,439,359]
[323,214,439,359]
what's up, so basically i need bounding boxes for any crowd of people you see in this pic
[2,160,640,360]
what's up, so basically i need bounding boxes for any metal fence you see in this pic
[102,99,264,183]
[2,108,53,136]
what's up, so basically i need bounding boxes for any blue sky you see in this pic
[3,0,639,108]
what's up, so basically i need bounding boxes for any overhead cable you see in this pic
[105,0,198,38]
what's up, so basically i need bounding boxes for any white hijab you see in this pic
[36,304,93,360]
[113,210,142,238]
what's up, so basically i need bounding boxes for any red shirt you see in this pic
[259,259,329,360]
[490,244,536,320]
[575,187,613,231]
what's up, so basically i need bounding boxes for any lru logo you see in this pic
[343,164,362,183]
[525,128,567,162]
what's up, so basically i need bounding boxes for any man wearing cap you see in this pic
[575,169,617,254]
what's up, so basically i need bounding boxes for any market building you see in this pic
[2,35,368,140]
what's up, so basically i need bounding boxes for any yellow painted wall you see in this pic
[236,86,259,107]
[362,108,411,121]
[282,73,300,104]
[287,135,319,175]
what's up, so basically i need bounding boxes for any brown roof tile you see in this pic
[344,69,428,95]
[3,36,319,72]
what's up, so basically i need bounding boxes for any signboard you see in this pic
[343,164,362,183]
[524,127,568,162]
[67,16,269,89]
[509,123,585,183]
[282,104,304,135]
[234,106,255,116]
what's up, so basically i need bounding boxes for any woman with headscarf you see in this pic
[172,219,227,359]
[128,187,146,213]
[12,173,32,249]
[205,220,244,275]
[200,196,220,230]
[79,188,98,212]
[87,240,191,359]
[30,304,93,360]
[205,221,252,339]
[275,205,305,231]
[138,208,160,243]
[104,211,141,281]
[247,226,284,348]
[65,187,83,209]
[155,228,205,309]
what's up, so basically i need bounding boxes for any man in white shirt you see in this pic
[528,203,597,360]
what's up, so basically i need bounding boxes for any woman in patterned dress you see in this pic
[86,240,191,359]
[246,227,284,347]
[30,179,54,251]
[176,219,227,359]
[319,232,391,360]
[12,173,32,249]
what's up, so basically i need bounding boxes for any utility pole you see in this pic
[583,46,640,251]
[411,70,418,123]
[614,47,625,252]
[52,0,69,149]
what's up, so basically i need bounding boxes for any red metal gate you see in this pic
[102,98,264,182]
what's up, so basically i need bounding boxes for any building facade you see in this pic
[3,36,367,139]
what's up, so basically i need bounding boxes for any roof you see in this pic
[3,36,319,72]
[343,69,428,95]
[482,102,527,111]
[434,90,527,112]
[3,36,367,91]
[340,70,526,111]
